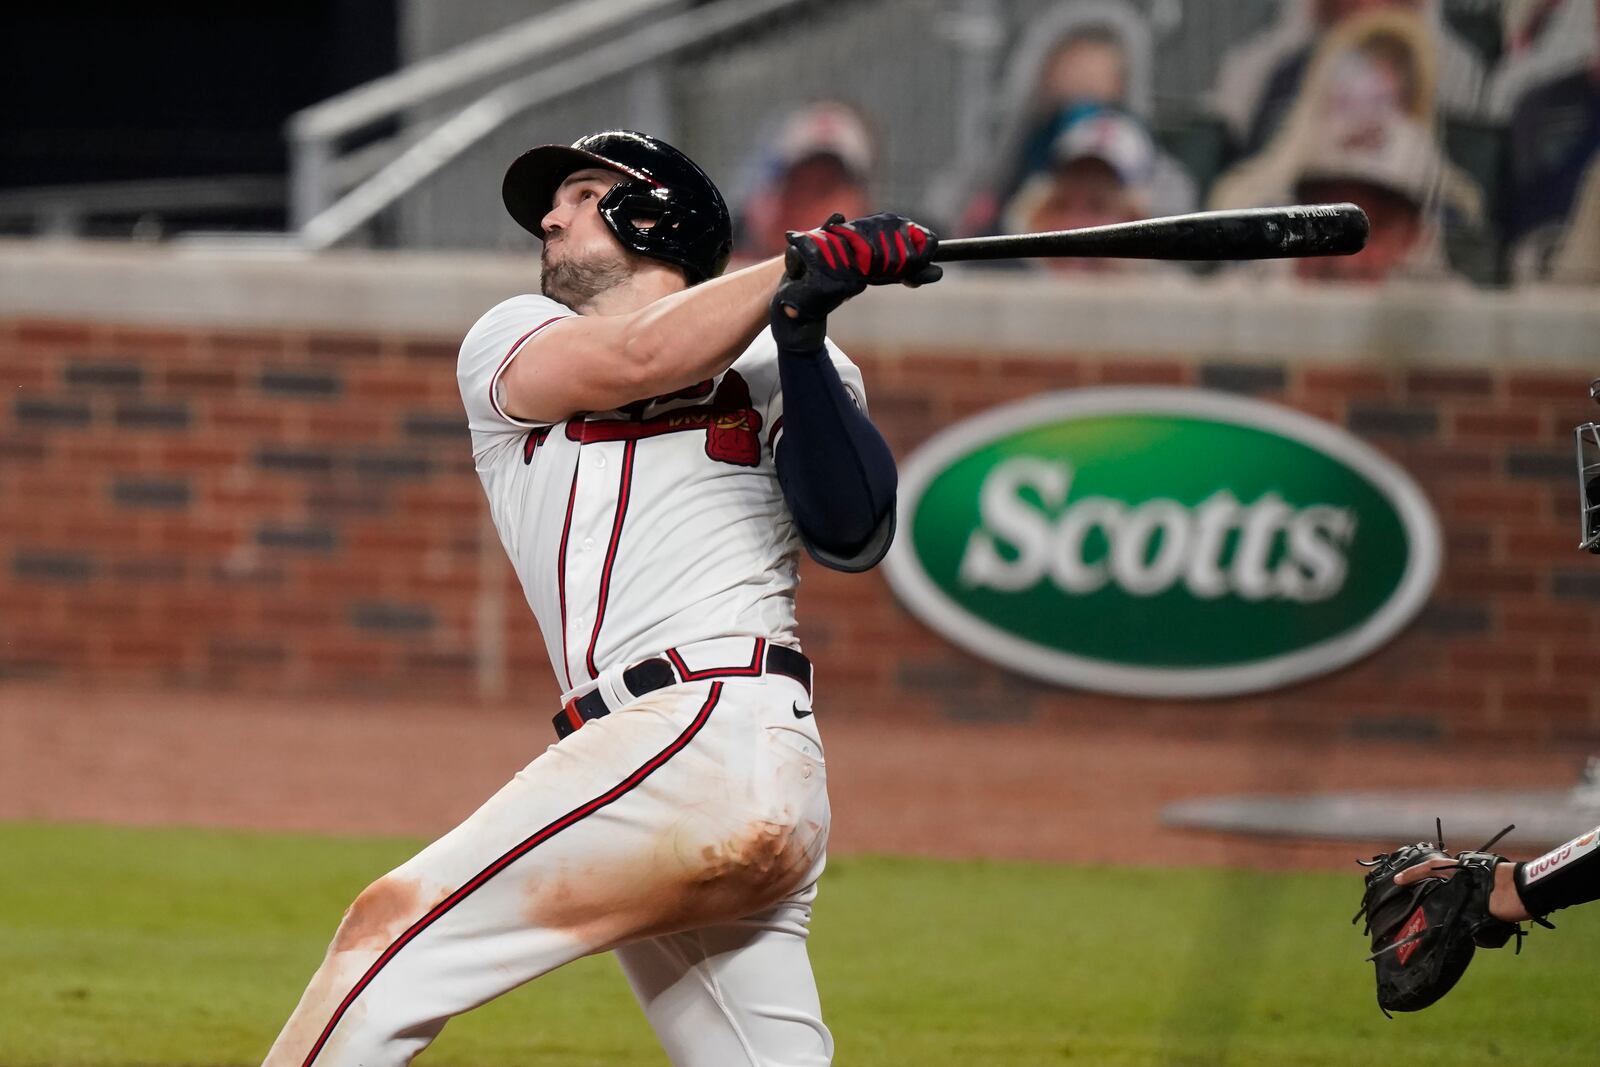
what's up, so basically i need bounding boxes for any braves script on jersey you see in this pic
[459,293,868,696]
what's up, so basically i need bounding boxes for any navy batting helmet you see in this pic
[503,130,733,285]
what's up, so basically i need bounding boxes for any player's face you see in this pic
[541,168,625,258]
[540,168,633,308]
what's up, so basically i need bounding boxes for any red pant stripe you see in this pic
[299,683,725,1067]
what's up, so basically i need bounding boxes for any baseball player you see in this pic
[1352,377,1600,1013]
[259,130,939,1067]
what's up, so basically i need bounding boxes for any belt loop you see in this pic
[598,665,631,711]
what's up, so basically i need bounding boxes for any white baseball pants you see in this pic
[261,666,831,1067]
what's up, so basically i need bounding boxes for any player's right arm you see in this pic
[497,257,789,423]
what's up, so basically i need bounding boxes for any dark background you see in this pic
[0,2,398,224]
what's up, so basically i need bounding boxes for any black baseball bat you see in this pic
[933,203,1370,262]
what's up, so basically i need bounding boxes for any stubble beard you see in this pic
[540,242,633,311]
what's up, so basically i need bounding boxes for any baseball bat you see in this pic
[933,203,1369,262]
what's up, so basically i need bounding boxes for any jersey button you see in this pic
[595,455,607,470]
[582,537,595,552]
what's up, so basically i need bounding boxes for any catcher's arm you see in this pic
[1395,820,1600,921]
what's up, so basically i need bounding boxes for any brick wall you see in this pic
[2,316,1597,741]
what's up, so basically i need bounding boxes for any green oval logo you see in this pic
[884,388,1442,698]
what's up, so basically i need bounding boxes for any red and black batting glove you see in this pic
[773,212,942,349]
[786,211,941,289]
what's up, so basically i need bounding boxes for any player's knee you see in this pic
[330,874,428,954]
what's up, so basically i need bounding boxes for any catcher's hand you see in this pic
[774,212,942,330]
[1354,824,1534,1015]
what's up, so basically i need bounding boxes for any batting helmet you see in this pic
[503,130,733,285]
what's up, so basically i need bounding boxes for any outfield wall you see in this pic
[1,240,1597,741]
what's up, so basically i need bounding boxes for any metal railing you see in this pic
[286,0,683,231]
[292,0,809,250]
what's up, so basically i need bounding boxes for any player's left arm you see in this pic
[773,340,896,571]
[769,213,941,571]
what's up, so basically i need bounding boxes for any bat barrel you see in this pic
[934,203,1370,263]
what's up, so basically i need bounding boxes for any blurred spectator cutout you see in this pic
[1293,113,1453,282]
[736,101,876,259]
[1038,22,1128,107]
[957,2,1194,237]
[1212,7,1483,283]
[1002,105,1156,273]
[1493,0,1600,282]
[1549,156,1600,283]
[1213,0,1486,157]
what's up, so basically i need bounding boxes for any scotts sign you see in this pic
[884,388,1442,698]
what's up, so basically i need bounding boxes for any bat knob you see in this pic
[1347,203,1371,247]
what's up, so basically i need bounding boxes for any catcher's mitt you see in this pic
[1354,822,1544,1015]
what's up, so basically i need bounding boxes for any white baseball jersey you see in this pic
[456,292,868,696]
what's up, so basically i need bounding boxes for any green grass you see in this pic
[0,822,1593,1066]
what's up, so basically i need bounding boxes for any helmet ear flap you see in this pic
[599,179,661,214]
[598,181,718,284]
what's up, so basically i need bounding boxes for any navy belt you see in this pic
[555,641,811,739]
